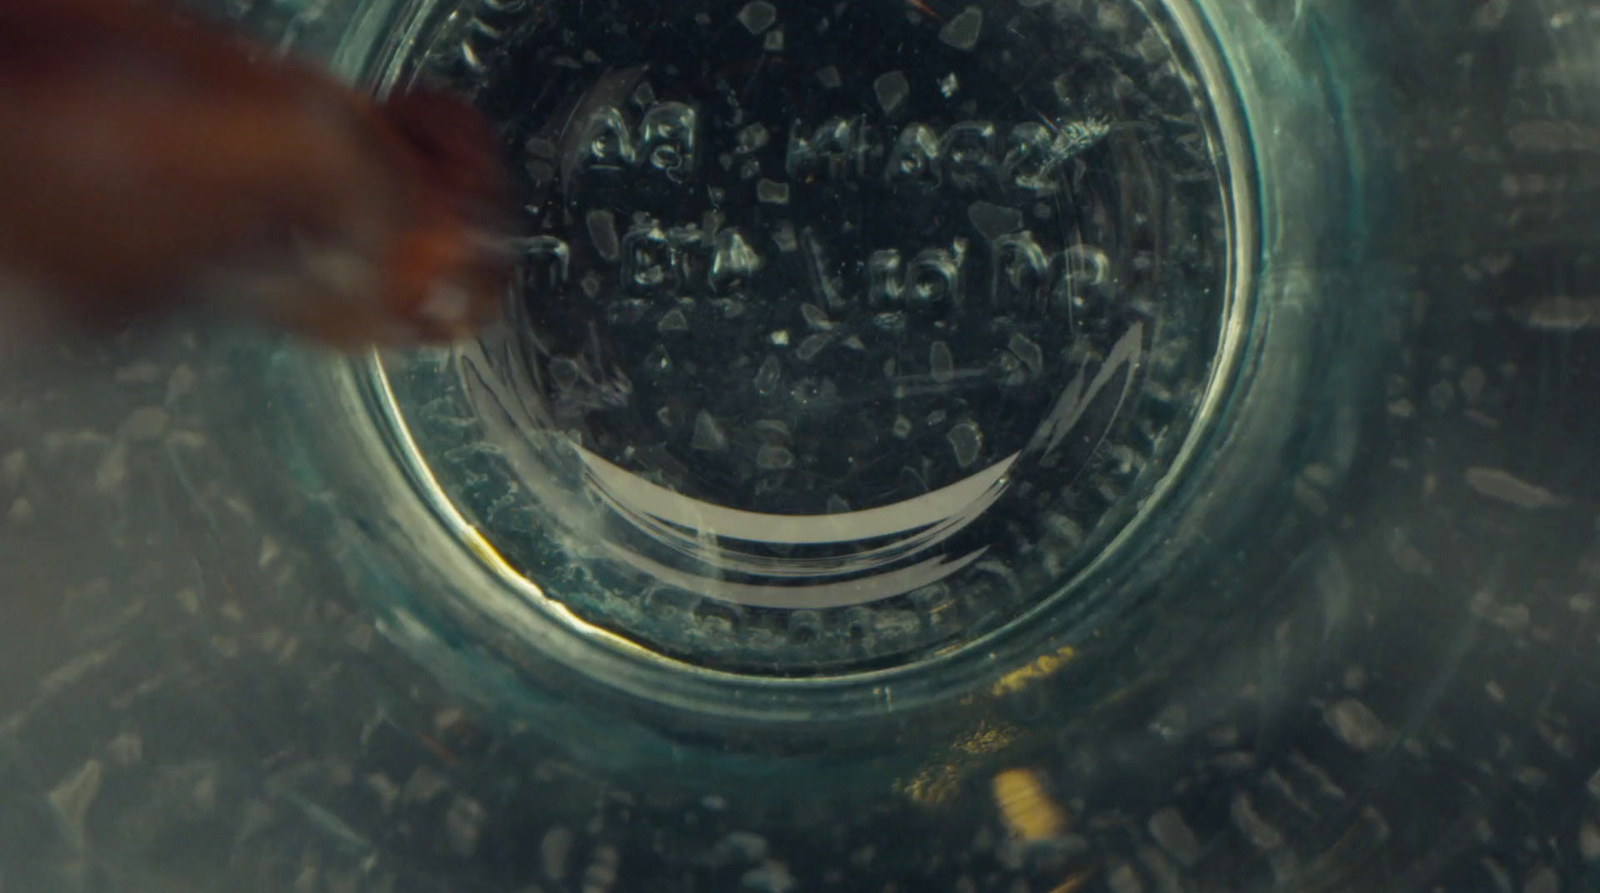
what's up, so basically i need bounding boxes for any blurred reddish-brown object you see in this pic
[0,0,511,347]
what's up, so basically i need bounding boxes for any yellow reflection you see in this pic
[894,719,1019,806]
[992,767,1068,841]
[1047,869,1096,893]
[991,644,1077,697]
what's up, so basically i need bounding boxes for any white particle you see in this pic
[1581,822,1600,861]
[586,209,620,261]
[445,795,486,857]
[1230,792,1284,850]
[938,6,984,50]
[773,222,798,252]
[118,407,170,442]
[757,179,791,204]
[930,340,954,382]
[1522,295,1600,330]
[402,766,449,804]
[106,731,143,766]
[738,1,777,34]
[1523,867,1559,893]
[1007,333,1044,372]
[585,844,621,892]
[95,445,128,494]
[361,774,399,816]
[1514,765,1548,789]
[755,356,783,394]
[658,308,690,333]
[741,860,797,893]
[718,830,768,862]
[967,201,1023,239]
[754,419,791,439]
[49,760,103,850]
[1325,698,1387,752]
[947,420,982,468]
[757,445,795,469]
[692,411,729,451]
[800,303,834,330]
[541,825,574,880]
[1465,466,1565,509]
[797,333,832,361]
[258,535,281,569]
[114,362,163,384]
[874,70,909,114]
[1107,864,1144,893]
[1045,513,1084,548]
[736,123,770,153]
[2,449,25,485]
[1147,808,1199,866]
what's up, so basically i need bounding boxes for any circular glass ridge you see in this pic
[365,0,1256,679]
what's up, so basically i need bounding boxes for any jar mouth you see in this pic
[357,0,1262,700]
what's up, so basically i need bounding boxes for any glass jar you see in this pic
[2,0,1598,890]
